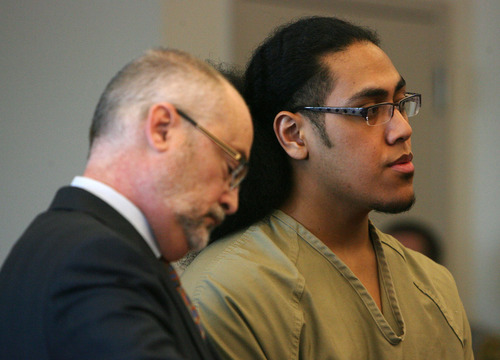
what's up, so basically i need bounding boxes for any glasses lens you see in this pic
[402,96,421,118]
[366,104,393,126]
[229,162,248,189]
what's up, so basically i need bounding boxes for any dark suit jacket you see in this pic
[0,187,220,359]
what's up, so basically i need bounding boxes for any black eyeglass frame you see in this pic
[292,92,421,126]
[176,108,249,189]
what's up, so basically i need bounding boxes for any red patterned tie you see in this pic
[164,261,206,339]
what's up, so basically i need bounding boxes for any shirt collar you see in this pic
[71,176,161,258]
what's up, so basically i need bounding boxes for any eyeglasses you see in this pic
[293,92,421,126]
[176,108,249,189]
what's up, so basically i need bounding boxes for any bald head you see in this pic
[89,48,229,153]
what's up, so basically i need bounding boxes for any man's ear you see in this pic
[274,111,308,160]
[145,103,178,151]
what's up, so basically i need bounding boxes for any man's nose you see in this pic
[220,187,239,215]
[386,108,412,144]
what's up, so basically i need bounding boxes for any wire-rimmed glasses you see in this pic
[176,109,249,189]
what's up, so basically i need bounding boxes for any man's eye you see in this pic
[367,106,381,116]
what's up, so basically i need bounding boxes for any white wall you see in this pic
[466,0,500,331]
[0,0,162,262]
[1,0,498,333]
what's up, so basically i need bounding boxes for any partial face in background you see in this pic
[306,41,415,214]
[391,231,431,257]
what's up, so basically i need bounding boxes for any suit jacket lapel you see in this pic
[49,186,154,257]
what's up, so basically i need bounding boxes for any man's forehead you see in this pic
[213,105,253,159]
[345,77,406,103]
[321,45,404,102]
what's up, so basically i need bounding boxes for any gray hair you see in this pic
[89,48,225,149]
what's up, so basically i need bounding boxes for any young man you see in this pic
[182,17,473,359]
[0,48,253,359]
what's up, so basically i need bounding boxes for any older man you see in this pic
[0,48,253,359]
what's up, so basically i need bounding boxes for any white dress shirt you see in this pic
[71,176,160,258]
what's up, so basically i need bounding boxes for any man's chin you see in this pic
[373,196,416,214]
[186,230,211,252]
